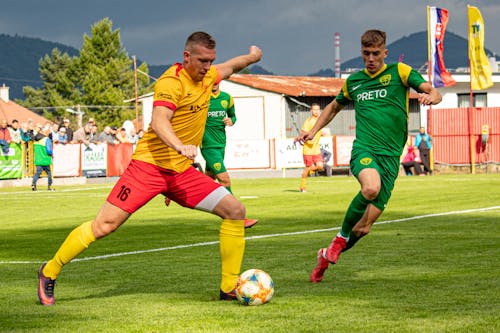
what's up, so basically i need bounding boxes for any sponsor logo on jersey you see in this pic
[379,74,391,86]
[208,110,227,117]
[356,89,387,102]
[156,92,172,100]
[360,157,372,166]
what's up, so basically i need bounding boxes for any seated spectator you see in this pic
[9,119,22,144]
[98,126,119,145]
[401,145,423,176]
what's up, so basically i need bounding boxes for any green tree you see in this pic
[21,17,151,127]
[22,48,80,122]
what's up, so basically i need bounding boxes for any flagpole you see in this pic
[426,6,435,170]
[467,4,476,174]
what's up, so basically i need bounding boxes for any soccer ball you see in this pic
[235,269,274,306]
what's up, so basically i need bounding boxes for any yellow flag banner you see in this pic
[468,5,493,91]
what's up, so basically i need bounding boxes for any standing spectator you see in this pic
[61,119,73,142]
[127,127,140,145]
[98,126,119,145]
[72,123,92,145]
[9,119,22,144]
[20,120,36,142]
[56,127,68,144]
[0,119,12,153]
[298,103,324,192]
[415,127,432,175]
[90,124,99,144]
[50,123,59,141]
[32,125,55,191]
[115,128,129,143]
[137,129,145,140]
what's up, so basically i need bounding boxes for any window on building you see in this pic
[457,93,487,107]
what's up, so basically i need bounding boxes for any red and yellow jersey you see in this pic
[132,63,219,172]
[301,116,321,155]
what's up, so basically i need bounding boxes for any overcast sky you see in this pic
[1,0,499,75]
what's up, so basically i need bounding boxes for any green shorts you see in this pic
[201,147,227,175]
[350,149,400,211]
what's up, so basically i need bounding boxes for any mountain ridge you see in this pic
[0,31,498,100]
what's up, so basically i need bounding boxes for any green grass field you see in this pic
[1,174,499,332]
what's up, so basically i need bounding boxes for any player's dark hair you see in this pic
[185,32,216,52]
[361,30,386,47]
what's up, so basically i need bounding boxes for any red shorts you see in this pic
[303,154,323,167]
[107,159,222,214]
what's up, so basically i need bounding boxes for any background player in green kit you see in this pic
[201,82,257,228]
[295,29,442,283]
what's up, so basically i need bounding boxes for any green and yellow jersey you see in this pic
[336,63,426,156]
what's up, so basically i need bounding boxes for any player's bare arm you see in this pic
[151,105,198,159]
[215,46,262,80]
[295,100,344,145]
[417,82,442,105]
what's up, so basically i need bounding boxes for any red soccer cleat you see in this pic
[325,235,347,264]
[310,248,330,283]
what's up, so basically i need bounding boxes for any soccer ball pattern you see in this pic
[235,269,274,306]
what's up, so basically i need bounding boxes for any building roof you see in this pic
[227,74,344,97]
[0,98,52,125]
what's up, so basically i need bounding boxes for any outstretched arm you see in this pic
[215,46,262,80]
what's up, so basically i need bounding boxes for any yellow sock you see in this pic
[300,177,307,189]
[43,221,96,280]
[219,219,245,293]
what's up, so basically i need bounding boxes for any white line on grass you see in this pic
[2,206,499,265]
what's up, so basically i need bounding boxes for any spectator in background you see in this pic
[127,127,139,145]
[401,145,423,176]
[61,119,73,142]
[32,125,55,191]
[90,124,99,144]
[50,123,59,141]
[319,147,333,177]
[55,127,68,144]
[137,129,145,140]
[415,127,432,175]
[9,119,22,144]
[21,120,36,142]
[0,119,12,153]
[98,126,119,145]
[115,127,130,143]
[72,123,92,145]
